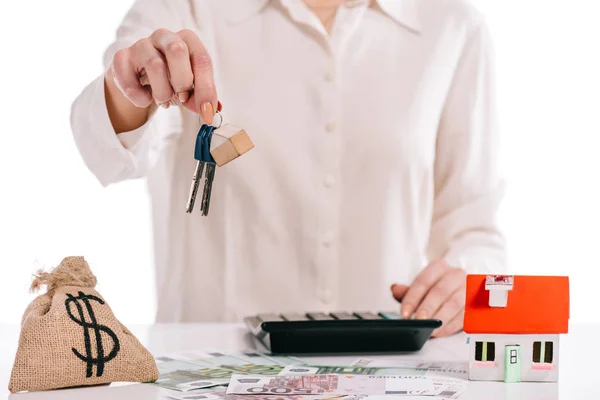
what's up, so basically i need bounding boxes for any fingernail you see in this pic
[416,310,428,320]
[402,305,413,319]
[178,91,190,104]
[160,102,170,109]
[217,100,223,112]
[201,102,214,124]
[390,283,397,291]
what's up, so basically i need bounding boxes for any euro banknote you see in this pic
[226,374,436,396]
[153,351,304,392]
[279,364,467,399]
[159,385,366,400]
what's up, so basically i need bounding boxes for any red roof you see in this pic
[464,275,569,334]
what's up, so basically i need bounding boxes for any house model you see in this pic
[463,274,569,383]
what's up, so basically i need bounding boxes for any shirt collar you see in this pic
[376,0,421,33]
[227,0,421,33]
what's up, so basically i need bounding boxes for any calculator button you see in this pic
[281,313,310,321]
[257,314,285,322]
[353,312,382,319]
[331,312,358,320]
[379,312,403,319]
[307,312,335,320]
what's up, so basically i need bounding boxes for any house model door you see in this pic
[504,345,521,383]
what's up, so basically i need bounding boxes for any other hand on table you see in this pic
[390,260,466,338]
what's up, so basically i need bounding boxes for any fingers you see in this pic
[178,29,218,123]
[399,260,448,319]
[415,266,465,319]
[110,28,218,117]
[390,283,409,302]
[130,38,174,108]
[431,309,464,338]
[430,287,466,336]
[150,29,193,104]
[111,48,153,108]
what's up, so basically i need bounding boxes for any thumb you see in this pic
[390,283,409,302]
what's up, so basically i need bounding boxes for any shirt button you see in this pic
[325,122,337,133]
[325,72,335,82]
[323,175,335,188]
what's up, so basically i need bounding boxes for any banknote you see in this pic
[152,351,305,392]
[350,359,468,379]
[152,356,230,391]
[279,365,467,399]
[348,359,469,399]
[226,374,436,396]
[280,365,392,376]
[159,385,366,400]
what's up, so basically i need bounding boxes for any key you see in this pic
[187,124,216,215]
[331,312,358,320]
[199,124,217,216]
[200,162,216,216]
[306,312,335,320]
[379,311,403,320]
[281,313,310,321]
[186,160,205,213]
[353,312,382,319]
[186,125,209,213]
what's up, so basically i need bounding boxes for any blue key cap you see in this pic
[205,125,216,163]
[194,125,205,161]
[379,312,403,319]
[194,124,215,162]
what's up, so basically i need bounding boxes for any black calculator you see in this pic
[244,311,442,354]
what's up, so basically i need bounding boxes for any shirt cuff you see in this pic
[116,103,159,150]
[70,73,157,186]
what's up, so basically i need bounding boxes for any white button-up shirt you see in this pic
[71,0,506,322]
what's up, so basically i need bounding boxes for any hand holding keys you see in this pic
[186,112,254,215]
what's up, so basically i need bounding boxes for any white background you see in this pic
[0,0,598,325]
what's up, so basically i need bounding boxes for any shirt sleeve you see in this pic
[69,0,193,187]
[427,18,507,274]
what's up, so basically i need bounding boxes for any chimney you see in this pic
[485,275,514,308]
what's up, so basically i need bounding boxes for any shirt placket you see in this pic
[277,0,368,310]
[305,1,369,309]
[321,2,370,309]
[316,53,341,309]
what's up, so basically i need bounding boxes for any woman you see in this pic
[70,0,505,336]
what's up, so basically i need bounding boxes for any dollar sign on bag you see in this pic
[65,291,120,378]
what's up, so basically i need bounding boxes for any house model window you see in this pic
[485,275,514,307]
[475,341,495,362]
[533,341,553,364]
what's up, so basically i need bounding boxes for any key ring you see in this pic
[212,110,223,129]
[198,108,222,128]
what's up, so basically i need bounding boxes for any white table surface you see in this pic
[1,323,597,399]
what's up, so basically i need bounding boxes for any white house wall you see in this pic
[468,334,560,382]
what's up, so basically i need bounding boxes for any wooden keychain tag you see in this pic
[209,123,254,167]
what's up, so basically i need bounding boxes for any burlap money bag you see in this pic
[8,256,159,393]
